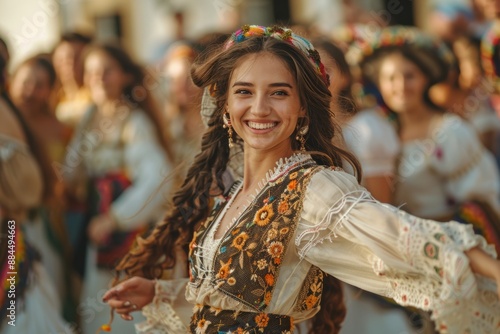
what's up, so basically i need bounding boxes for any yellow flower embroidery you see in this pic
[216,258,232,279]
[231,232,249,251]
[254,204,274,226]
[227,277,236,286]
[280,227,289,235]
[289,171,298,180]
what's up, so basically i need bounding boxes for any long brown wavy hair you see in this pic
[116,34,361,333]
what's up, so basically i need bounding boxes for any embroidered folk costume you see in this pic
[131,25,500,334]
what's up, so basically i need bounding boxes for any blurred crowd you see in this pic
[1,0,500,333]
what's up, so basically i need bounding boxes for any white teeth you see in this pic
[247,121,277,130]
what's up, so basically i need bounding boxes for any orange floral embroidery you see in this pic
[289,171,298,180]
[231,232,249,251]
[264,291,272,305]
[267,241,284,258]
[305,295,319,310]
[280,227,289,235]
[287,179,297,191]
[196,318,211,333]
[265,273,275,286]
[255,313,270,328]
[278,200,289,214]
[216,258,232,279]
[254,204,274,226]
[227,277,236,285]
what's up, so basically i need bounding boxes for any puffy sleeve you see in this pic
[296,168,500,333]
[110,111,172,230]
[429,114,500,214]
[136,249,190,334]
[343,109,400,178]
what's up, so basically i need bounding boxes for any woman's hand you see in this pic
[102,277,156,320]
[87,214,116,245]
[465,247,500,298]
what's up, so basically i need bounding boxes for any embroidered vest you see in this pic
[189,160,324,313]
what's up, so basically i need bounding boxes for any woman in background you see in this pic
[64,43,173,334]
[0,51,75,334]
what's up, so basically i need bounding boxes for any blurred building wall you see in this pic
[1,0,434,69]
[0,0,61,70]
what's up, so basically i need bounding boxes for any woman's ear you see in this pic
[299,107,307,117]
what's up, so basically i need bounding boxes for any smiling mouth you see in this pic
[246,121,278,130]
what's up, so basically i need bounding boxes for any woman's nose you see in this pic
[250,94,271,116]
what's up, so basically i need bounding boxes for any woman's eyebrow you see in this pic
[231,81,293,88]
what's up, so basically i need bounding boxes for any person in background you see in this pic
[481,16,500,166]
[161,41,204,171]
[0,50,75,334]
[316,37,422,334]
[359,26,500,255]
[64,43,173,334]
[8,54,76,323]
[52,32,93,130]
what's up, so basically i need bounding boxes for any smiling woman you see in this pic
[227,52,304,158]
[103,25,500,334]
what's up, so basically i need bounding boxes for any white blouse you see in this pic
[395,113,500,219]
[140,154,500,334]
[343,108,400,178]
[65,108,171,230]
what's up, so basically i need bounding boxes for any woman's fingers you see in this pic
[102,277,139,302]
[102,288,119,302]
[109,300,139,314]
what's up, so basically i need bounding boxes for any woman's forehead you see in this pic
[230,52,294,84]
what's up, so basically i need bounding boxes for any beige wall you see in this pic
[0,0,61,70]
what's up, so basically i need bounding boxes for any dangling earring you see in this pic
[223,112,234,148]
[296,124,308,152]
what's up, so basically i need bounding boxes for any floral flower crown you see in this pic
[225,25,330,86]
[481,21,500,91]
[346,25,455,75]
[345,26,455,123]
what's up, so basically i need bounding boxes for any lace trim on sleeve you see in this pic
[390,210,500,333]
[295,189,375,259]
[136,279,188,334]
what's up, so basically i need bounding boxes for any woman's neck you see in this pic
[241,147,294,192]
[397,104,438,128]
